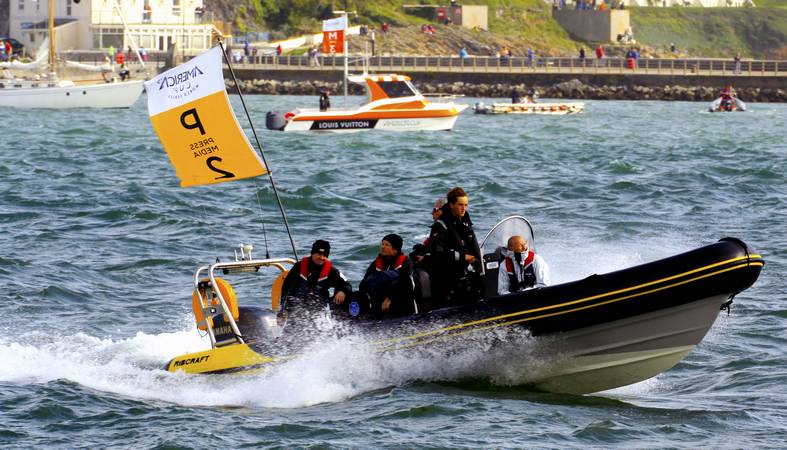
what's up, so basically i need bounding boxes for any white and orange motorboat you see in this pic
[265,74,469,132]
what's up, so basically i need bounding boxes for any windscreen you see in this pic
[480,216,536,258]
[377,81,418,98]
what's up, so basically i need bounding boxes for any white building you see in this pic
[8,0,220,54]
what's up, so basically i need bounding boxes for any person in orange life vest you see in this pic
[410,198,444,269]
[357,234,415,317]
[428,187,482,305]
[281,239,352,310]
[497,235,550,295]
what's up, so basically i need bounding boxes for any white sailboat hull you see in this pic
[0,79,144,109]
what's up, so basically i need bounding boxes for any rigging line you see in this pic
[217,39,298,261]
[254,182,271,259]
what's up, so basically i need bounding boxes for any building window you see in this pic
[173,0,181,16]
[18,0,24,11]
[67,0,72,15]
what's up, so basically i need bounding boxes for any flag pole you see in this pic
[217,39,298,261]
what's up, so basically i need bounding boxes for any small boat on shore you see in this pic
[265,74,468,132]
[163,216,763,394]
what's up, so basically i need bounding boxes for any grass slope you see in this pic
[205,0,787,58]
[631,7,787,58]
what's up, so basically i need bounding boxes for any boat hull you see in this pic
[0,79,144,108]
[283,114,463,132]
[165,239,764,394]
[474,102,585,115]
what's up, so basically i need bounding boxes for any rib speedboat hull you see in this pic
[164,238,763,394]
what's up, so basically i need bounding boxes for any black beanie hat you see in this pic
[382,234,403,253]
[311,239,330,256]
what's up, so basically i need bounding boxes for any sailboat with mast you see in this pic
[0,0,143,109]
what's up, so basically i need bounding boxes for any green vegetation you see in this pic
[208,0,787,58]
[631,7,787,58]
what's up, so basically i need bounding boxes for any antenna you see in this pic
[217,39,299,261]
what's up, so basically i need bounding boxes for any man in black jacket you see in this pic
[428,187,482,306]
[281,239,352,316]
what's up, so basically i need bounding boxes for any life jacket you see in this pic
[504,251,536,291]
[375,253,406,271]
[298,257,332,297]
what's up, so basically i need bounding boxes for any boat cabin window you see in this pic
[377,81,418,98]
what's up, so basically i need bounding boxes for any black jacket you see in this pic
[428,203,482,302]
[359,252,415,316]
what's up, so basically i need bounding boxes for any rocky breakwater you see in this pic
[227,78,787,103]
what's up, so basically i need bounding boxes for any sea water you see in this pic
[0,96,784,448]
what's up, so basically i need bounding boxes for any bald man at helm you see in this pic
[498,235,550,295]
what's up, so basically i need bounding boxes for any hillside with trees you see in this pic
[202,0,787,59]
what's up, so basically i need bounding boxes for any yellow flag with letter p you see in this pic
[144,46,267,187]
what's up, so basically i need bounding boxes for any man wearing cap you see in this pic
[356,234,415,317]
[429,187,482,305]
[281,239,352,313]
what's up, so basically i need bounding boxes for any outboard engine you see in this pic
[473,102,490,114]
[721,97,734,112]
[212,306,282,348]
[266,111,287,130]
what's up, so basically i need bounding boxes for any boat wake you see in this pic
[0,311,569,408]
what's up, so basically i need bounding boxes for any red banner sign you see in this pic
[322,30,344,54]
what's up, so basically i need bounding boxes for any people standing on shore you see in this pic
[595,44,605,66]
[527,48,535,67]
[459,47,468,59]
[734,52,742,74]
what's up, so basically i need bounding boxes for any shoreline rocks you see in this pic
[226,78,787,102]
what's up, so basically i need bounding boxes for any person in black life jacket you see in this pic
[497,235,550,295]
[319,91,331,111]
[280,239,352,315]
[511,87,523,104]
[428,187,482,305]
[356,234,415,317]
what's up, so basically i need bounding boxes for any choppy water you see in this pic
[0,96,784,448]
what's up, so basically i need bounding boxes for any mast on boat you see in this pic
[330,10,352,104]
[48,0,55,77]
